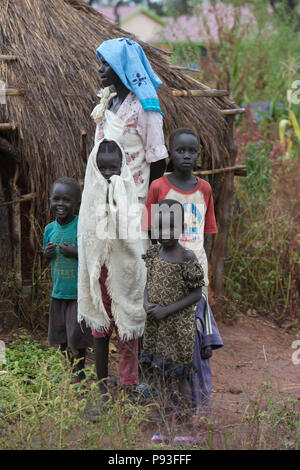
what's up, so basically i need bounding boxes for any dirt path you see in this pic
[212,314,299,406]
[192,314,300,447]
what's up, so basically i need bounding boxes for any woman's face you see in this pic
[99,57,121,87]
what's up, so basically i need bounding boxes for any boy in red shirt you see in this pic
[144,128,217,286]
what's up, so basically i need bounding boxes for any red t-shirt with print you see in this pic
[143,175,217,285]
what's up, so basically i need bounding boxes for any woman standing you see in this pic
[91,37,167,202]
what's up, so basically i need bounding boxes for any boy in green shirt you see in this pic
[43,177,91,385]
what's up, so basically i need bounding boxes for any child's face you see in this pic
[152,206,184,247]
[50,183,78,225]
[170,133,199,173]
[97,149,122,181]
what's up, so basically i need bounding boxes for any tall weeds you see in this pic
[224,133,299,320]
[168,0,300,106]
[0,331,153,450]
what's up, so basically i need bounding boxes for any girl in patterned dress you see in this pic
[140,199,205,404]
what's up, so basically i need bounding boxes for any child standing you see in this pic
[77,139,146,402]
[140,199,204,404]
[143,128,223,412]
[43,177,92,385]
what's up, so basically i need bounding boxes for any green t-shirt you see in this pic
[43,216,78,299]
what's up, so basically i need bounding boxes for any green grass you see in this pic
[0,330,152,450]
[1,330,299,450]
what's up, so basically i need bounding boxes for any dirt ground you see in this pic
[204,314,300,445]
[134,312,300,447]
[2,313,299,449]
[104,313,300,447]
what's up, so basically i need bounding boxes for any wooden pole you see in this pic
[10,166,22,289]
[220,108,246,115]
[171,88,229,98]
[141,42,172,56]
[80,130,87,163]
[170,65,202,73]
[0,176,12,269]
[0,192,37,208]
[0,123,16,131]
[28,177,36,253]
[165,164,246,177]
[211,115,238,306]
[0,88,22,97]
[194,164,247,177]
[0,55,18,61]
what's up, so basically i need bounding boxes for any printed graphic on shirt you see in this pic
[181,203,204,242]
[53,246,77,280]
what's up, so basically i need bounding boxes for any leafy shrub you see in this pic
[224,140,299,319]
[239,141,272,205]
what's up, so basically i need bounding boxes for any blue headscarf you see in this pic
[97,38,163,115]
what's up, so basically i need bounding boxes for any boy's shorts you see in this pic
[48,298,92,349]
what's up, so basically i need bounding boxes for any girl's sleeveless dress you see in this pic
[140,245,205,379]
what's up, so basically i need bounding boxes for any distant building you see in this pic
[97,6,166,42]
[149,3,253,44]
[148,3,256,67]
[96,2,258,67]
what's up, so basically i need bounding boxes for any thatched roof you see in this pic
[0,0,236,217]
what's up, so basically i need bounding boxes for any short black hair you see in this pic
[51,177,81,201]
[168,128,200,151]
[97,140,122,160]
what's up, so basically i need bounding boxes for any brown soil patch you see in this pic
[136,314,300,448]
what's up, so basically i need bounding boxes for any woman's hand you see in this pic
[44,242,56,260]
[59,243,78,258]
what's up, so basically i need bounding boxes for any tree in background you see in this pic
[269,0,300,31]
[166,0,300,107]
